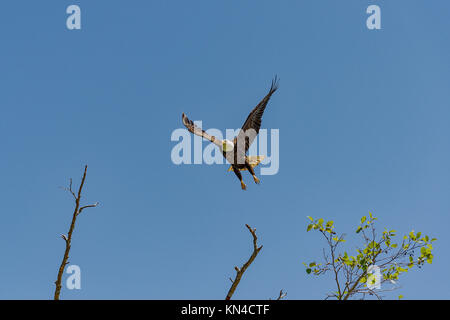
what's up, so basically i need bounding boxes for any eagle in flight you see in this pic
[182,77,279,190]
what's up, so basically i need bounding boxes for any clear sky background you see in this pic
[0,0,449,299]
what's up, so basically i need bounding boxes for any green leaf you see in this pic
[307,224,313,232]
[307,216,313,221]
[306,268,312,274]
[361,216,367,224]
[398,295,404,300]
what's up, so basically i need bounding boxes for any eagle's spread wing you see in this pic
[235,76,279,153]
[182,113,222,147]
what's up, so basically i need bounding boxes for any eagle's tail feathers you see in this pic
[227,155,265,172]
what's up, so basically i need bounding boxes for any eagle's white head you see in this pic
[222,139,234,152]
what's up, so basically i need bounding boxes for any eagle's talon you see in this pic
[253,176,260,184]
[241,181,247,190]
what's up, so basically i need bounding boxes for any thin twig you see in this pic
[78,202,99,216]
[225,224,263,300]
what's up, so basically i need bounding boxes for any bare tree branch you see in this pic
[78,202,99,216]
[225,224,263,300]
[59,178,77,199]
[276,289,287,300]
[53,165,97,300]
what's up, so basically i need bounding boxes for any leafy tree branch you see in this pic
[304,212,436,300]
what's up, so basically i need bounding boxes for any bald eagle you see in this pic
[182,77,279,190]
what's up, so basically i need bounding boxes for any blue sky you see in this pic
[0,0,449,299]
